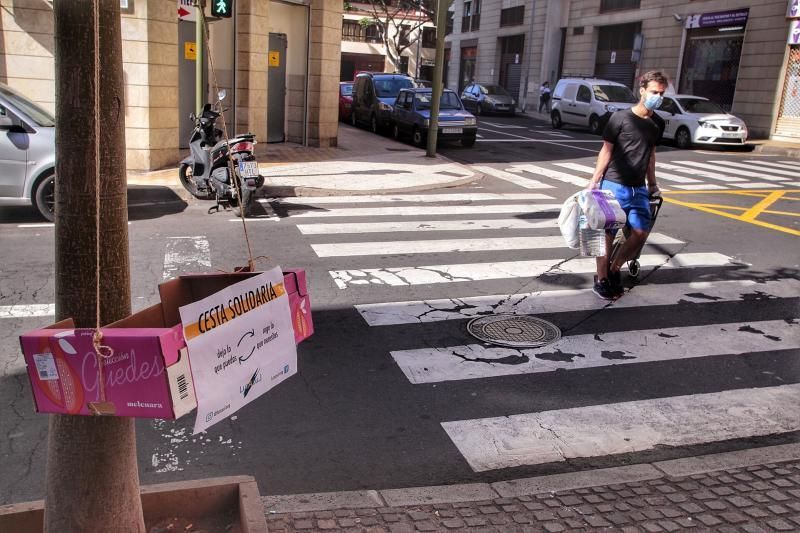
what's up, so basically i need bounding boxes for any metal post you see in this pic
[426,0,450,157]
[520,0,536,112]
[195,0,205,115]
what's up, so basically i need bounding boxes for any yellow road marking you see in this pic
[662,196,800,237]
[741,191,786,221]
[663,189,800,195]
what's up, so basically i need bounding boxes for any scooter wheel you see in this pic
[628,260,640,279]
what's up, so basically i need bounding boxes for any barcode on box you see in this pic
[177,373,188,399]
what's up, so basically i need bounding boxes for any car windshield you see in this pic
[374,77,414,98]
[483,85,509,96]
[341,84,353,96]
[415,92,462,110]
[592,84,637,104]
[0,85,55,126]
[677,98,726,114]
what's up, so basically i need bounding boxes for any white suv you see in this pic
[550,78,638,134]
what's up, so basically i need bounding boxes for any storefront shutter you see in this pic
[775,46,800,138]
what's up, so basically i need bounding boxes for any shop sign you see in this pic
[789,0,800,19]
[685,9,749,29]
[790,20,800,44]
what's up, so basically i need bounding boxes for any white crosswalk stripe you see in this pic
[269,193,554,204]
[554,161,703,185]
[674,160,789,182]
[443,384,800,471]
[293,189,796,473]
[472,166,555,189]
[748,160,798,171]
[512,164,591,187]
[711,160,800,179]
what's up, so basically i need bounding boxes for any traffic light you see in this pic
[211,0,233,18]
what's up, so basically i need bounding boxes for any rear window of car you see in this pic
[415,92,462,110]
[341,84,353,96]
[484,85,509,96]
[592,84,637,104]
[374,77,415,98]
[677,98,726,114]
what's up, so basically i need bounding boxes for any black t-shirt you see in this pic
[602,109,665,187]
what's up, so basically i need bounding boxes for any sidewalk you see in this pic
[262,443,800,532]
[126,125,480,199]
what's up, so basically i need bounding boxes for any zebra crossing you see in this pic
[269,186,800,474]
[476,158,800,190]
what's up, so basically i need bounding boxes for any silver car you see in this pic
[0,83,56,221]
[460,83,517,116]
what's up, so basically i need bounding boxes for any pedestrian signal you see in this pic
[211,0,233,18]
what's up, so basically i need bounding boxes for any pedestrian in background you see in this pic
[586,70,667,300]
[538,81,551,113]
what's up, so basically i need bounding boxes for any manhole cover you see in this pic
[467,315,561,348]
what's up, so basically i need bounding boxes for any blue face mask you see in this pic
[643,93,664,110]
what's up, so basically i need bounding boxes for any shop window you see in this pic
[600,0,641,12]
[679,25,745,112]
[500,6,524,28]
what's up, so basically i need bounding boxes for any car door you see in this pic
[573,84,592,127]
[461,84,474,111]
[559,83,579,125]
[656,97,679,139]
[395,91,410,133]
[0,103,28,198]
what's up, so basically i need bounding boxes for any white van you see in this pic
[550,78,638,134]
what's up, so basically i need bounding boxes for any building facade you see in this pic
[0,0,343,171]
[340,1,437,81]
[445,0,800,140]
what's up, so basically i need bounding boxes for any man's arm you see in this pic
[588,141,614,189]
[646,151,658,192]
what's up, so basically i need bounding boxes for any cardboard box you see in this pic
[19,269,313,419]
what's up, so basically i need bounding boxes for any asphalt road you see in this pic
[1,113,798,504]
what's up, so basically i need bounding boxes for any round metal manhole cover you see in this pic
[467,315,561,348]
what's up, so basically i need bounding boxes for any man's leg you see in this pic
[610,229,649,272]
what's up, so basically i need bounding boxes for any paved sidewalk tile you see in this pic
[264,459,800,531]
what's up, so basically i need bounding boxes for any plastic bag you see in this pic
[577,189,626,230]
[558,192,581,249]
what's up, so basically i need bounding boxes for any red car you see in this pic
[339,82,354,122]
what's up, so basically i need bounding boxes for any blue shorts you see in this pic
[600,180,651,231]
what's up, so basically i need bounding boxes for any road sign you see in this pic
[185,41,197,61]
[269,51,280,67]
[178,0,196,21]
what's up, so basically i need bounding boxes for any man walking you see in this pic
[538,81,551,113]
[586,71,667,299]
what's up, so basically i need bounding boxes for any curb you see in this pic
[261,442,800,514]
[260,172,484,198]
[752,142,800,158]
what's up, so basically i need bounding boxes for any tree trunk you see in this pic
[46,1,144,531]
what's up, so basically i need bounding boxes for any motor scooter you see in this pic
[179,90,264,217]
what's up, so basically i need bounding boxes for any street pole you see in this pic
[195,0,205,115]
[48,1,142,530]
[520,0,536,112]
[426,0,450,157]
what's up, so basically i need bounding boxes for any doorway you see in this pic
[179,20,207,149]
[267,32,287,143]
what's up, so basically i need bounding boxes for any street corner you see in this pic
[662,188,800,237]
[256,159,481,196]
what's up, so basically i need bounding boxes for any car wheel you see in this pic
[370,114,378,134]
[461,135,476,148]
[393,123,401,141]
[33,172,55,222]
[412,127,425,147]
[589,114,602,135]
[551,111,562,129]
[675,127,692,149]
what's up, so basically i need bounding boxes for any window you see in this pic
[461,0,481,32]
[342,20,381,43]
[500,6,524,27]
[445,10,454,35]
[600,0,640,12]
[576,85,592,103]
[592,84,637,103]
[399,25,411,47]
[421,27,436,48]
[658,98,679,114]
[399,56,409,75]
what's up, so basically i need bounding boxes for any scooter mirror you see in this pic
[218,89,227,101]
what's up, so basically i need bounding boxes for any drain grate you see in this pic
[467,315,561,349]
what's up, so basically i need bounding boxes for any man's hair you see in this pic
[639,70,669,88]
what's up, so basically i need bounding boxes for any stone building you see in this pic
[444,0,799,140]
[0,0,343,171]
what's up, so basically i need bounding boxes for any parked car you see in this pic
[550,77,637,134]
[350,72,416,133]
[391,88,478,147]
[0,83,56,221]
[461,83,516,116]
[655,94,748,149]
[339,81,354,122]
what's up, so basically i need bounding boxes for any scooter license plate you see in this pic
[238,161,259,178]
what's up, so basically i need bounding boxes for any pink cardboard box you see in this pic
[19,269,313,419]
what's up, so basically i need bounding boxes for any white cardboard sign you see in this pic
[179,267,297,434]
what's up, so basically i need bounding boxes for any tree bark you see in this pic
[46,1,144,531]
